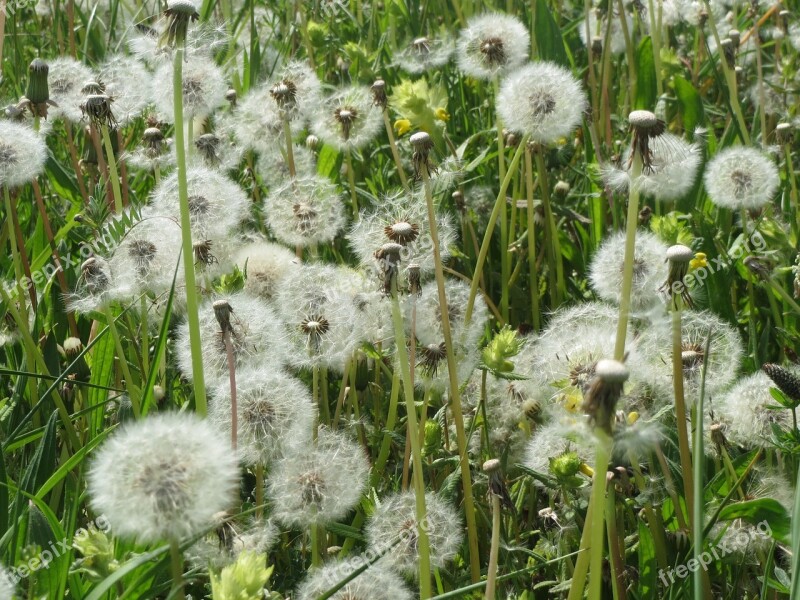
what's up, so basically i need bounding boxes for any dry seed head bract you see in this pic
[88,412,240,544]
[267,428,369,528]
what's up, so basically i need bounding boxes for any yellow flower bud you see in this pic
[627,411,639,425]
[689,252,708,271]
[393,118,411,136]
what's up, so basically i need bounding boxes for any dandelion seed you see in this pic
[497,62,587,144]
[88,412,240,544]
[366,491,463,576]
[411,279,487,350]
[0,566,15,599]
[456,13,530,80]
[267,429,369,527]
[0,120,47,188]
[704,146,780,210]
[589,230,669,310]
[256,143,316,188]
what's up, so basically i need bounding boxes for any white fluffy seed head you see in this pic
[411,278,487,350]
[295,559,413,600]
[88,412,239,544]
[579,8,631,54]
[523,420,592,483]
[456,12,530,80]
[267,428,369,527]
[366,491,463,576]
[264,174,345,248]
[395,35,454,74]
[153,54,227,122]
[589,230,669,310]
[703,146,780,210]
[267,60,322,123]
[0,120,47,188]
[233,239,300,300]
[497,62,587,144]
[48,57,94,122]
[209,364,316,465]
[256,143,316,188]
[311,85,382,151]
[231,87,284,152]
[0,565,15,599]
[97,55,151,125]
[175,292,290,387]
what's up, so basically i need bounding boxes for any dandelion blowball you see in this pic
[456,13,530,80]
[0,121,47,188]
[88,412,239,544]
[703,146,779,210]
[497,62,587,144]
[296,560,413,600]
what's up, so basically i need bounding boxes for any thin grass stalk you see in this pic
[283,119,296,177]
[172,44,208,416]
[4,187,37,312]
[100,124,124,213]
[534,144,564,306]
[222,327,237,450]
[694,330,713,600]
[420,166,481,582]
[371,371,401,489]
[613,152,642,360]
[64,121,89,203]
[388,273,432,597]
[465,135,529,324]
[671,295,695,526]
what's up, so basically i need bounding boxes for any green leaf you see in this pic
[635,37,657,110]
[638,519,657,596]
[317,145,341,179]
[673,76,704,136]
[533,0,569,67]
[718,498,790,544]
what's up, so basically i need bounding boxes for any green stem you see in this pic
[100,124,123,213]
[534,145,564,306]
[170,538,185,600]
[283,118,296,177]
[173,44,208,416]
[103,305,140,418]
[485,494,501,600]
[345,148,359,218]
[465,136,529,324]
[587,435,610,600]
[389,278,432,597]
[671,298,695,526]
[371,371,401,489]
[421,168,481,583]
[613,152,642,361]
[382,109,410,192]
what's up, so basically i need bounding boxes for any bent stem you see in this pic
[389,276,432,597]
[100,123,124,213]
[465,135,529,324]
[421,167,481,582]
[613,152,642,360]
[173,44,208,416]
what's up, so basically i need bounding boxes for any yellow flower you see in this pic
[627,411,639,425]
[690,252,708,271]
[394,118,411,136]
[434,107,450,122]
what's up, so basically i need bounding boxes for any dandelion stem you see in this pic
[524,146,541,329]
[389,275,432,597]
[605,481,626,600]
[613,152,642,361]
[670,296,695,527]
[283,118,296,178]
[586,438,611,600]
[100,123,124,214]
[4,186,36,312]
[421,167,481,583]
[169,538,185,600]
[466,135,529,324]
[372,371,401,489]
[534,144,564,306]
[382,109,410,192]
[256,464,264,519]
[103,305,140,418]
[345,148,359,219]
[172,43,208,417]
[222,327,237,450]
[485,492,501,600]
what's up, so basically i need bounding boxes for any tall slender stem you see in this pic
[222,327,237,450]
[345,148,359,218]
[173,44,208,416]
[382,110,409,192]
[100,124,123,213]
[586,438,611,600]
[524,146,540,330]
[103,305,140,418]
[421,167,481,582]
[389,277,432,597]
[671,297,694,526]
[169,538,185,600]
[283,119,296,177]
[534,145,564,306]
[613,153,642,360]
[485,493,501,600]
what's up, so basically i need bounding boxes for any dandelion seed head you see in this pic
[457,13,530,79]
[268,429,369,527]
[311,86,382,151]
[704,146,779,210]
[88,412,239,543]
[210,365,315,465]
[97,55,151,125]
[497,62,587,144]
[411,279,487,350]
[264,174,344,248]
[366,491,462,576]
[394,34,454,74]
[47,57,94,123]
[579,7,631,54]
[233,239,299,301]
[523,420,592,483]
[589,230,669,310]
[296,560,413,600]
[0,566,15,600]
[153,54,226,122]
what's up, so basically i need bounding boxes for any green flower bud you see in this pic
[549,450,582,479]
[481,325,524,373]
[26,58,50,105]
